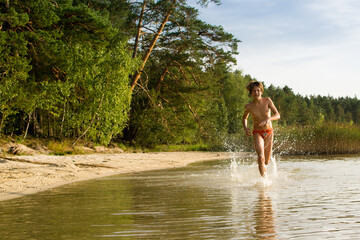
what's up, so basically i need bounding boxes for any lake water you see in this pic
[1,154,360,239]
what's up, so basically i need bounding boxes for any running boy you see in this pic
[242,81,280,177]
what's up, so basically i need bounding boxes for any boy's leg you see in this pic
[253,134,266,177]
[264,133,274,165]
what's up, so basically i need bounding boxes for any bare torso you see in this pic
[244,97,273,130]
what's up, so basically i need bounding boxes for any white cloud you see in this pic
[193,0,360,97]
[306,0,360,28]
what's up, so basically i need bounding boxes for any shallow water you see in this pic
[1,154,360,239]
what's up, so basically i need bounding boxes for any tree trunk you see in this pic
[0,113,4,134]
[59,100,66,137]
[131,0,177,90]
[155,66,169,91]
[23,113,31,139]
[33,111,42,136]
[132,0,147,59]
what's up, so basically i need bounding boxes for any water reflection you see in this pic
[253,189,277,239]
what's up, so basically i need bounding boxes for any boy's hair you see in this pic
[246,81,264,94]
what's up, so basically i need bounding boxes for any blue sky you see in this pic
[192,0,360,97]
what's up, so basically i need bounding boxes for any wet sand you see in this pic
[0,152,242,202]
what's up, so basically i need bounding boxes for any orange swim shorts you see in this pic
[252,129,273,139]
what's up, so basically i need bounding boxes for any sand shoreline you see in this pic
[0,151,249,202]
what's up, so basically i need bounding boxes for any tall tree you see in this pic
[124,0,240,145]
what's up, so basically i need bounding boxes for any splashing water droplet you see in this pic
[268,156,278,178]
[228,154,280,188]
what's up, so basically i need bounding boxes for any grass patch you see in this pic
[47,140,74,155]
[276,122,360,154]
[153,143,212,152]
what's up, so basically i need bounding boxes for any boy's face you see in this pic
[251,86,263,99]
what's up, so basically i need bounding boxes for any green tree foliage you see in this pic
[267,85,360,126]
[0,0,138,144]
[223,71,249,134]
[1,0,359,151]
[123,0,240,146]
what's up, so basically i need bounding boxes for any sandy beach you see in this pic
[0,151,246,202]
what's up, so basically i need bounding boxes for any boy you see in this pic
[242,81,280,177]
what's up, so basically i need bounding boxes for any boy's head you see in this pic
[246,81,264,95]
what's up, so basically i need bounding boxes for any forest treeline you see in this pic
[1,0,360,153]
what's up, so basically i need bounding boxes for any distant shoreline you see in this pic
[0,151,251,202]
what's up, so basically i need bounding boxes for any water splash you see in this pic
[269,156,278,178]
[229,154,279,188]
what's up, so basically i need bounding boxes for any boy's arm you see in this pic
[242,106,252,136]
[268,98,280,121]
